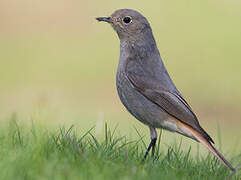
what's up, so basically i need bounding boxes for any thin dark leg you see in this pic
[151,138,157,157]
[142,138,157,161]
[142,127,157,161]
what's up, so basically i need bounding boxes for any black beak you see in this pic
[96,17,112,23]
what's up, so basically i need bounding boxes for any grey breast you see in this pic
[116,58,171,128]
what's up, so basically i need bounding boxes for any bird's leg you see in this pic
[142,127,157,161]
[150,127,157,157]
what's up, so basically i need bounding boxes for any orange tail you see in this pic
[180,122,236,172]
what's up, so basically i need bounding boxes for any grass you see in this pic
[0,119,240,180]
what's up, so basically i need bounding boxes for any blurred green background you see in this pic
[0,0,240,155]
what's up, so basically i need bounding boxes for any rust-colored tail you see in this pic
[181,122,236,172]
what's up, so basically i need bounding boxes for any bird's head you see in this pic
[96,9,152,41]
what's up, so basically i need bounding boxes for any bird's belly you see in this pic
[116,72,177,131]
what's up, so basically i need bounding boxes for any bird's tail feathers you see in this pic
[180,122,236,172]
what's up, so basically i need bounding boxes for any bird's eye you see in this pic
[123,16,132,24]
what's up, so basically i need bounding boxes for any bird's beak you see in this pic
[96,17,113,23]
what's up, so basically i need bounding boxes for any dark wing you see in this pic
[126,72,214,143]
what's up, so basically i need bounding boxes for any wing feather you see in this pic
[126,72,214,143]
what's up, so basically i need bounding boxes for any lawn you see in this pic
[0,118,240,180]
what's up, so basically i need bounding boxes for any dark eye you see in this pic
[123,16,132,24]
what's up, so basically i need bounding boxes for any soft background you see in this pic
[0,0,240,156]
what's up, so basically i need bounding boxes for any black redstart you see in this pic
[96,9,235,171]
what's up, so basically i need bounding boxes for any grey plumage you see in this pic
[96,9,235,172]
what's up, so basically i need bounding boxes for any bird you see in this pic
[96,9,235,172]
